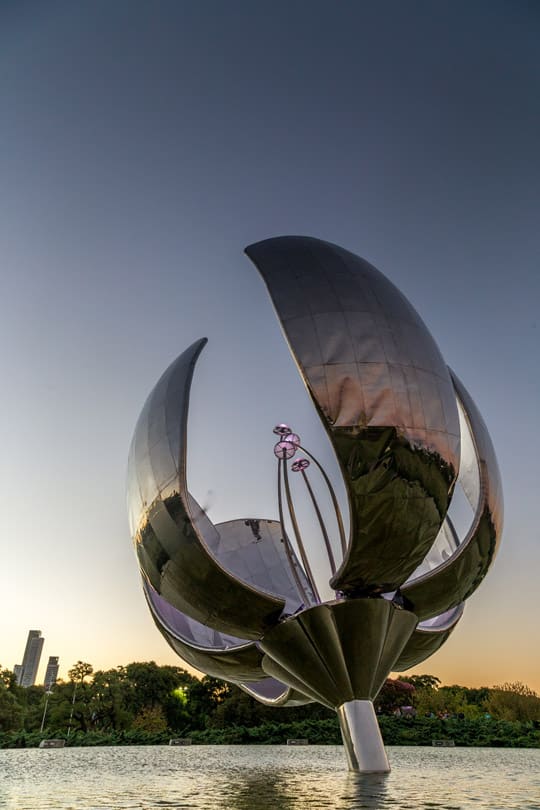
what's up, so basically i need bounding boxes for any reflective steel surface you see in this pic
[401,371,503,620]
[393,604,464,670]
[337,700,390,772]
[239,678,312,707]
[143,580,266,683]
[128,235,503,772]
[142,517,315,685]
[127,339,286,640]
[246,236,461,593]
[259,600,417,709]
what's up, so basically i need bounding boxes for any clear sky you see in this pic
[1,1,539,691]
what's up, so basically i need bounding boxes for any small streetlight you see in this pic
[40,688,53,733]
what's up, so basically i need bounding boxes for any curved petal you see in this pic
[207,518,315,614]
[401,370,503,619]
[238,678,313,707]
[246,236,460,592]
[145,574,313,694]
[143,580,266,682]
[393,604,464,670]
[127,339,286,639]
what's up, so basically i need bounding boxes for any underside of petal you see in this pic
[238,678,313,706]
[393,604,464,670]
[144,579,266,682]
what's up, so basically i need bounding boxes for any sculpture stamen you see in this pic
[291,457,337,577]
[275,455,311,608]
[281,453,321,603]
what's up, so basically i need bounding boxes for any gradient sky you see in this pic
[1,1,539,691]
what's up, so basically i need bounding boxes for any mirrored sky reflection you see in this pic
[0,1,539,690]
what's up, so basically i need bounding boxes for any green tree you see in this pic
[60,661,95,734]
[68,661,94,685]
[89,668,133,731]
[132,705,168,733]
[46,680,76,733]
[123,662,193,731]
[487,682,540,723]
[185,676,231,730]
[0,667,17,690]
[19,685,46,731]
[401,674,441,691]
[0,668,23,732]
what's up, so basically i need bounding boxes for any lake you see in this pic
[0,745,538,809]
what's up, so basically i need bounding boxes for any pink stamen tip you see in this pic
[274,440,297,460]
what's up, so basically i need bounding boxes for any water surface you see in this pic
[0,745,538,810]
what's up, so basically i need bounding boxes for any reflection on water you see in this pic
[339,774,390,810]
[224,766,390,810]
[0,745,539,810]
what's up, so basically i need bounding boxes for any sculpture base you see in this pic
[259,600,417,771]
[337,700,390,773]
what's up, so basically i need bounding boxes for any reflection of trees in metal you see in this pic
[127,236,503,771]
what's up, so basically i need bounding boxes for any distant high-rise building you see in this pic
[14,630,44,687]
[44,656,59,690]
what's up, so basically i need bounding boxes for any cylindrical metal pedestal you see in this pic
[337,699,390,773]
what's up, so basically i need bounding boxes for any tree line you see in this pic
[0,662,539,748]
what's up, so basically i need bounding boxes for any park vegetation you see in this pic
[0,662,539,748]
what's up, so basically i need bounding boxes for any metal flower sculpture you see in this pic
[127,237,502,772]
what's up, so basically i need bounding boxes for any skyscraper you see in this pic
[44,656,59,690]
[14,630,44,687]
